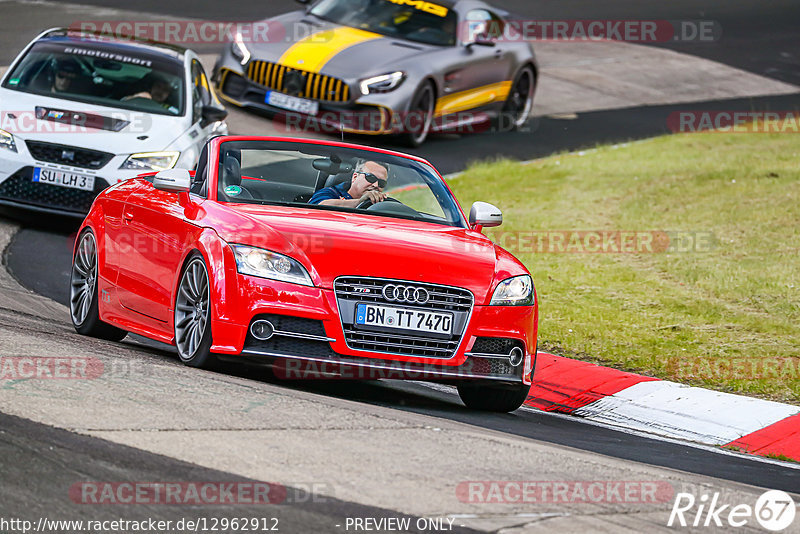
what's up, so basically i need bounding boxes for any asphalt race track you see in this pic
[1,0,799,532]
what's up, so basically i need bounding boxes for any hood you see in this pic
[0,88,187,153]
[247,13,434,80]
[215,204,500,302]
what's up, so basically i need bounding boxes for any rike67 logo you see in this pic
[668,490,796,531]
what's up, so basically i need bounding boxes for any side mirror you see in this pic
[153,169,191,193]
[200,105,228,127]
[469,201,503,228]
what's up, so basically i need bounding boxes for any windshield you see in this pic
[2,41,185,116]
[310,0,457,46]
[215,141,466,227]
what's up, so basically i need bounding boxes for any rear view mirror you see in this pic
[469,201,503,228]
[153,169,191,193]
[312,155,353,175]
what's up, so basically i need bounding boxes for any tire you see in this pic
[457,381,531,413]
[494,66,535,132]
[399,81,435,147]
[174,253,217,369]
[70,229,128,342]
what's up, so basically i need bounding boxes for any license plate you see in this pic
[33,167,94,191]
[355,303,453,335]
[266,90,319,115]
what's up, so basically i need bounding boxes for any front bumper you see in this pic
[0,165,111,215]
[0,141,179,215]
[216,67,397,136]
[209,272,538,385]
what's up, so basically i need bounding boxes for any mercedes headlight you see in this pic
[360,71,405,95]
[490,275,534,306]
[0,129,17,152]
[231,245,313,286]
[231,31,251,65]
[120,151,180,171]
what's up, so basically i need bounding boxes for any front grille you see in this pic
[469,357,515,375]
[343,328,461,358]
[470,337,524,355]
[25,141,114,170]
[245,335,334,359]
[247,60,351,103]
[334,277,474,359]
[0,167,108,213]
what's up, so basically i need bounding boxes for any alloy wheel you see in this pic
[70,232,97,326]
[175,258,210,360]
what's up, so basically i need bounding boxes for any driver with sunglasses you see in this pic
[309,160,389,207]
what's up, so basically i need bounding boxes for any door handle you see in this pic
[123,211,134,223]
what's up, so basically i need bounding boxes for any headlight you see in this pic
[490,275,534,306]
[120,151,180,171]
[231,245,313,287]
[360,71,405,96]
[231,31,251,65]
[0,129,17,152]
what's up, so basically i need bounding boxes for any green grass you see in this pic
[448,132,800,403]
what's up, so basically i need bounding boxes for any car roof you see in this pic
[37,28,187,62]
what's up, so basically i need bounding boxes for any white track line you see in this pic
[412,381,800,471]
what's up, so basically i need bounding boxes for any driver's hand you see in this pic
[360,190,387,205]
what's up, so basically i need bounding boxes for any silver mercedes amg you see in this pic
[213,0,537,146]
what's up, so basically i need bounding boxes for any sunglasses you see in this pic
[359,172,387,188]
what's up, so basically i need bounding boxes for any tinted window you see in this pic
[311,0,458,46]
[3,40,185,116]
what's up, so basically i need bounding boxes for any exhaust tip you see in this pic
[250,320,275,341]
[508,346,524,367]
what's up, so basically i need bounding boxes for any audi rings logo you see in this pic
[382,284,430,304]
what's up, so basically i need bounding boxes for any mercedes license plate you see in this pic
[266,91,319,115]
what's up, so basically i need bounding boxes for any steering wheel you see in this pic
[356,196,402,209]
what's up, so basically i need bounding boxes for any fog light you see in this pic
[508,347,524,367]
[250,320,275,341]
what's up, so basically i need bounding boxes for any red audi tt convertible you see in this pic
[70,136,538,412]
